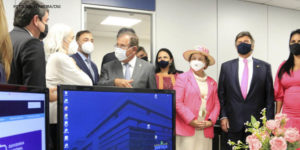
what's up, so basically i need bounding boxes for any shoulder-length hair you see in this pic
[0,0,13,80]
[155,48,179,74]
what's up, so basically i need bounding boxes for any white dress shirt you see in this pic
[121,56,137,79]
[46,51,93,124]
[238,55,253,94]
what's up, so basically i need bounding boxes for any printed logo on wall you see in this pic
[14,0,62,9]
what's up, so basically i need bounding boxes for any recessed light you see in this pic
[101,16,141,27]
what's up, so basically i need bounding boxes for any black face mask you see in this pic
[39,24,48,40]
[237,43,252,55]
[158,60,169,68]
[290,43,300,56]
[141,56,148,61]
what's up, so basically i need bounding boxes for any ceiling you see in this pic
[85,8,151,40]
[238,0,300,10]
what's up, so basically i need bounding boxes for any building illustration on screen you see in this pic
[69,99,172,150]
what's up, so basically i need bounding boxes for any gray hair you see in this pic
[44,23,73,58]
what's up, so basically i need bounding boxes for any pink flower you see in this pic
[270,137,287,150]
[266,120,280,130]
[273,128,286,136]
[284,128,300,143]
[246,134,262,150]
[275,113,287,122]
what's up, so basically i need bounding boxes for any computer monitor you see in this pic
[0,84,48,150]
[58,85,175,150]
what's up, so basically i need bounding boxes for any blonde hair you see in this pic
[0,0,13,80]
[44,23,73,59]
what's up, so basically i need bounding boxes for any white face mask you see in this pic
[81,41,94,54]
[67,40,78,55]
[190,60,205,71]
[115,47,128,61]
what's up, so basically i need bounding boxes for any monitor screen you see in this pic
[58,86,175,150]
[0,84,48,150]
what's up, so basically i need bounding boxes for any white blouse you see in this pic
[46,52,93,124]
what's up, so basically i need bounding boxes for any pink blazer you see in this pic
[175,69,220,138]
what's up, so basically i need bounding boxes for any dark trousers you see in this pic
[223,129,250,150]
[49,124,58,150]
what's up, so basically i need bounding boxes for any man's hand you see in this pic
[114,78,133,88]
[220,118,230,132]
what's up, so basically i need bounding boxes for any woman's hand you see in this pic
[190,120,213,130]
[198,120,213,130]
[189,120,202,128]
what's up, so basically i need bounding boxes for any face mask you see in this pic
[115,47,128,61]
[67,40,78,55]
[39,24,48,40]
[290,43,300,56]
[237,43,252,55]
[190,60,205,71]
[81,41,94,54]
[158,60,169,68]
[141,56,148,61]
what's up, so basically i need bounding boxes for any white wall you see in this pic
[268,6,300,76]
[4,0,300,80]
[156,0,218,79]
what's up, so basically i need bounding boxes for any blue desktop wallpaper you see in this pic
[62,91,173,150]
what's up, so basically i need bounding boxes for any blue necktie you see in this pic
[85,59,95,82]
[124,63,131,80]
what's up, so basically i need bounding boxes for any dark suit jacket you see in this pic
[218,58,274,132]
[101,52,117,69]
[8,27,46,87]
[71,53,99,85]
[98,58,157,89]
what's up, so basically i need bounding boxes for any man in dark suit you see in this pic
[218,31,274,149]
[71,30,99,85]
[98,28,156,89]
[9,0,49,87]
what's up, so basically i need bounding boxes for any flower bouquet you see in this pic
[228,108,300,150]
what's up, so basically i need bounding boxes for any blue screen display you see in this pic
[62,90,173,150]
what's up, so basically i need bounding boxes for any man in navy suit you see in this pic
[71,30,99,85]
[218,31,274,149]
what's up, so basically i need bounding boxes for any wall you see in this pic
[4,0,300,80]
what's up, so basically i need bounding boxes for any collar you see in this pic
[78,51,90,61]
[238,54,253,62]
[24,27,33,37]
[193,72,207,82]
[122,56,137,67]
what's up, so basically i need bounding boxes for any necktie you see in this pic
[85,59,95,82]
[241,59,248,99]
[124,63,131,80]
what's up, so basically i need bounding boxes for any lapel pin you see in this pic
[256,65,260,68]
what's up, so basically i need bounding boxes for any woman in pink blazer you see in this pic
[175,46,220,150]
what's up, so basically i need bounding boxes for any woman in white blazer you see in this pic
[44,23,92,149]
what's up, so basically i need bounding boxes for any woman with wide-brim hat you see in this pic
[175,45,220,150]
